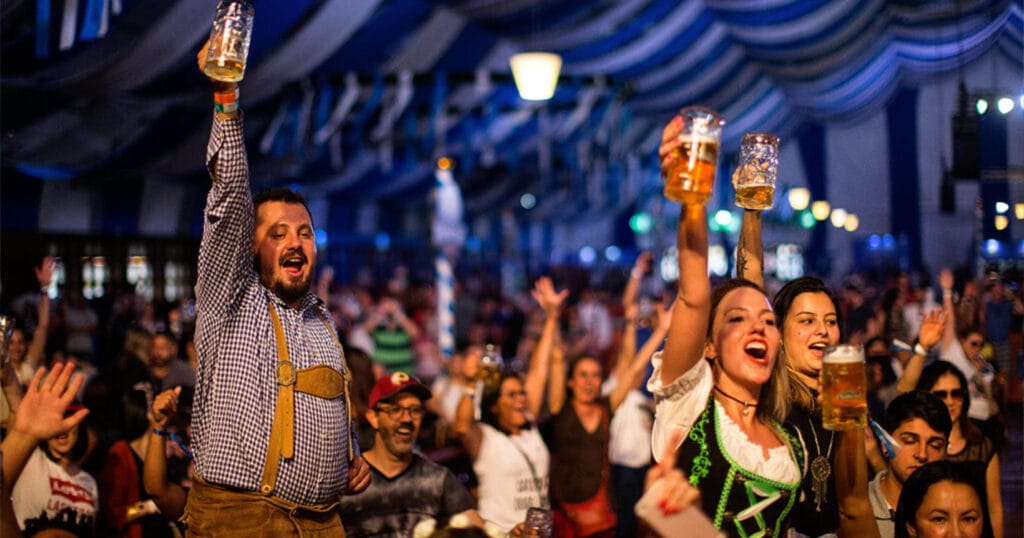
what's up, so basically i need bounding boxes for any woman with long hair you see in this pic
[916,361,1003,538]
[645,137,802,536]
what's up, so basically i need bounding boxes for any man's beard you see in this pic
[257,258,311,304]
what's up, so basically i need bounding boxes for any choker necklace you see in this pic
[808,417,835,512]
[713,385,757,416]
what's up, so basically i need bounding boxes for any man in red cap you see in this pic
[339,372,482,534]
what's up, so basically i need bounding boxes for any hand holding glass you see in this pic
[821,345,868,430]
[662,107,724,205]
[732,132,779,209]
[203,1,254,82]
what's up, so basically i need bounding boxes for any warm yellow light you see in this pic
[830,208,848,228]
[788,187,810,211]
[844,214,859,232]
[436,156,453,170]
[510,52,562,101]
[994,215,1009,231]
[1015,203,1024,220]
[811,200,831,221]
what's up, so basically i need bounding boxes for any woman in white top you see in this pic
[454,277,564,532]
[645,118,801,538]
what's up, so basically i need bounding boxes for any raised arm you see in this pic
[26,257,55,369]
[658,122,712,385]
[736,210,764,287]
[528,277,567,417]
[896,308,946,393]
[194,42,253,321]
[609,301,671,413]
[834,428,881,538]
[144,387,188,519]
[939,268,957,350]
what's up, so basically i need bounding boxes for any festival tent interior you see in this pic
[1,0,1022,295]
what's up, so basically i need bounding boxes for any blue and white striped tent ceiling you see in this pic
[2,0,1022,228]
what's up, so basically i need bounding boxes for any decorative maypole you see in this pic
[431,159,466,360]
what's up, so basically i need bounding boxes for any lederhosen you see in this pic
[676,396,803,538]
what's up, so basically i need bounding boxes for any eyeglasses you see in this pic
[374,405,426,419]
[965,340,983,349]
[931,389,965,401]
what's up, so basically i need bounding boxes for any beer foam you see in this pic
[678,133,719,145]
[823,346,863,363]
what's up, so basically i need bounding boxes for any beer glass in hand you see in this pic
[203,0,254,82]
[732,132,779,209]
[821,345,868,430]
[478,344,503,388]
[661,107,724,205]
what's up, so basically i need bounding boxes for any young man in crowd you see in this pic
[869,391,952,537]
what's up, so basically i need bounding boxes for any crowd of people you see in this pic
[2,45,1023,538]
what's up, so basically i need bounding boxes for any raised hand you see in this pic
[10,363,88,443]
[939,268,954,293]
[35,257,56,289]
[346,456,371,494]
[658,115,685,177]
[530,276,567,317]
[150,387,182,430]
[917,308,947,351]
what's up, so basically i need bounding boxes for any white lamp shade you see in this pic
[788,187,810,211]
[510,52,562,101]
[811,200,831,221]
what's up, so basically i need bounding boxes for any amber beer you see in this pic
[821,345,867,430]
[663,107,723,205]
[477,343,503,388]
[733,132,779,210]
[203,1,254,82]
[664,136,720,205]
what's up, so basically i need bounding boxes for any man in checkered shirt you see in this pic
[180,43,370,537]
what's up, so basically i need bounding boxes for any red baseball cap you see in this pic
[368,372,432,409]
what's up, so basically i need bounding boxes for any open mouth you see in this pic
[745,341,768,360]
[808,342,828,357]
[280,253,307,276]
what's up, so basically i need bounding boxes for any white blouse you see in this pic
[647,352,799,485]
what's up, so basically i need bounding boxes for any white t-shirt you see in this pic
[473,423,550,532]
[12,448,99,534]
[940,340,996,420]
[646,352,799,484]
[601,376,654,468]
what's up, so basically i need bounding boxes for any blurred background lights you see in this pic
[708,245,728,277]
[629,212,653,234]
[829,208,848,228]
[1015,203,1024,220]
[995,201,1009,214]
[976,98,988,115]
[315,229,328,248]
[787,187,810,211]
[436,156,453,170]
[604,245,622,262]
[811,200,831,221]
[984,239,1000,256]
[714,209,733,228]
[519,193,536,209]
[374,232,391,251]
[868,234,881,249]
[578,246,596,265]
[799,210,816,229]
[882,234,895,248]
[994,215,1009,231]
[996,97,1014,114]
[843,214,859,232]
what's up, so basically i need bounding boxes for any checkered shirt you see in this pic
[192,113,353,505]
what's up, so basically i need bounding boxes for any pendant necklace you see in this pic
[713,385,758,416]
[808,417,835,512]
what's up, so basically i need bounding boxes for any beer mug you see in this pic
[523,507,553,537]
[0,315,14,369]
[732,132,779,210]
[821,344,868,430]
[478,344,503,388]
[203,0,255,82]
[662,107,724,205]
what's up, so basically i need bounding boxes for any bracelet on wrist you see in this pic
[152,428,170,437]
[214,89,239,104]
[913,342,930,356]
[215,101,238,114]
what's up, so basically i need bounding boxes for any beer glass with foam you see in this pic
[203,1,255,82]
[821,344,867,430]
[732,132,779,209]
[663,107,723,205]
